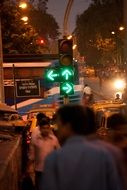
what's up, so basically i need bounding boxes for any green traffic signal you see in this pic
[60,82,74,95]
[59,67,74,82]
[45,69,59,82]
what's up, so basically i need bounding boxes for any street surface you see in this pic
[83,77,119,101]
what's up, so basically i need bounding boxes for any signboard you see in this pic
[16,79,40,97]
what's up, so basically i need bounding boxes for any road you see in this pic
[83,77,119,101]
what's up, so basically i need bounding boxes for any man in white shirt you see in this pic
[83,84,92,95]
[82,84,93,106]
[28,117,59,190]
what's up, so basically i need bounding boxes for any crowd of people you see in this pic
[22,103,127,190]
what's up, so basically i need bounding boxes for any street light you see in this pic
[67,35,72,40]
[111,31,115,35]
[72,44,77,50]
[19,2,27,9]
[21,16,28,22]
[119,26,125,31]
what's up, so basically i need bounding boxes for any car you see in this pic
[27,104,58,132]
[8,114,26,127]
[91,100,127,130]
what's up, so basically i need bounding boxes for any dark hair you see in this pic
[56,104,94,135]
[36,112,46,122]
[39,117,50,128]
[107,113,127,130]
[84,107,96,134]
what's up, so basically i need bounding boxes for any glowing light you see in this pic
[111,31,115,35]
[73,44,77,50]
[119,26,125,31]
[40,39,44,44]
[19,2,27,9]
[21,16,28,22]
[67,35,72,40]
[114,79,126,90]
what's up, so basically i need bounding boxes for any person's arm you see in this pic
[27,140,35,174]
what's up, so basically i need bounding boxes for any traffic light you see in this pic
[45,68,59,82]
[60,82,74,95]
[58,39,74,95]
[58,39,73,66]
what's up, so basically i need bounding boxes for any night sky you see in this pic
[47,0,91,36]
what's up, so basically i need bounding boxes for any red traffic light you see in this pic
[40,39,44,44]
[36,38,45,45]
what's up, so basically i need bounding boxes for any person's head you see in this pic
[39,117,51,137]
[84,107,96,135]
[107,113,127,143]
[56,104,95,143]
[115,94,120,99]
[36,112,47,126]
[107,113,127,130]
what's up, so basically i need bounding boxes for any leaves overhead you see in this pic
[76,0,123,66]
[1,0,59,54]
[29,9,59,40]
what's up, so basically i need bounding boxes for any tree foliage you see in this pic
[1,0,40,54]
[1,0,59,54]
[76,0,123,67]
[29,9,59,40]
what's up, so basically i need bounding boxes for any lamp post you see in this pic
[63,0,74,36]
[0,17,5,103]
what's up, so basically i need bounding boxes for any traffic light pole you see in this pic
[63,95,69,104]
[13,64,17,110]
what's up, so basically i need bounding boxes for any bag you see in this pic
[21,173,35,190]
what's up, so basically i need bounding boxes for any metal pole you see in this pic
[0,17,5,103]
[13,64,17,110]
[63,95,69,104]
[123,0,127,63]
[63,0,74,36]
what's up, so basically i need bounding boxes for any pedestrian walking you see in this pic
[28,117,60,190]
[41,105,123,190]
[84,108,127,190]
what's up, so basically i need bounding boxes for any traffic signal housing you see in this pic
[58,39,73,66]
[58,39,74,95]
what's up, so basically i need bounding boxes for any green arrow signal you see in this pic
[62,83,73,94]
[62,69,72,80]
[47,70,58,81]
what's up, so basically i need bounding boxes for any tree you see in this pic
[28,0,60,53]
[75,0,123,67]
[1,0,60,54]
[1,0,40,54]
[29,0,48,12]
[29,9,59,40]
